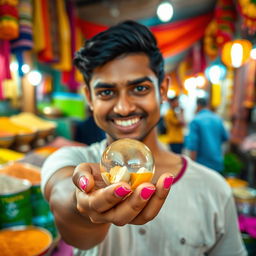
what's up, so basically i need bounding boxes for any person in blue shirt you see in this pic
[185,97,229,172]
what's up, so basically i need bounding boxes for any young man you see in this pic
[41,21,247,256]
[185,97,229,172]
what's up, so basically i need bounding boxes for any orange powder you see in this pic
[0,162,41,185]
[130,172,153,190]
[0,228,52,256]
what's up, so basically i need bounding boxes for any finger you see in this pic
[76,181,132,213]
[88,182,133,213]
[131,173,174,225]
[98,183,156,226]
[72,163,96,192]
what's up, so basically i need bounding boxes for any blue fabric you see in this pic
[185,109,229,172]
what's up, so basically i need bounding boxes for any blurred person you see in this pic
[185,97,229,172]
[41,21,246,256]
[74,106,106,145]
[164,96,185,153]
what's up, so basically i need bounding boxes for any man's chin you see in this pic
[108,133,145,142]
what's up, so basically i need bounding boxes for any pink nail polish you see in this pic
[164,176,174,189]
[79,176,88,191]
[114,186,131,198]
[140,187,156,200]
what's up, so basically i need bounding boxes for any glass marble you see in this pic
[100,138,155,189]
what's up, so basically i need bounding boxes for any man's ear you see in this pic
[83,84,93,111]
[160,75,170,102]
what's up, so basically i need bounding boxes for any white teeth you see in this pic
[115,118,139,127]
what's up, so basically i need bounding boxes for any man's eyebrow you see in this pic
[92,76,153,89]
[93,82,115,89]
[127,76,153,85]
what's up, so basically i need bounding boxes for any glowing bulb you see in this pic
[231,43,243,68]
[196,75,206,88]
[167,89,176,98]
[10,62,18,72]
[157,1,174,22]
[27,70,42,86]
[208,65,221,84]
[184,77,197,91]
[196,89,207,98]
[250,48,256,60]
[21,64,30,74]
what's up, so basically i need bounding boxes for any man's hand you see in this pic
[72,162,174,226]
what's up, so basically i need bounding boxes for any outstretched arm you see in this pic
[45,166,110,249]
[45,163,174,250]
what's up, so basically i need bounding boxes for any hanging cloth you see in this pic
[0,40,11,100]
[10,0,33,77]
[52,0,72,71]
[61,0,80,90]
[37,0,54,62]
[0,0,19,40]
[32,0,45,52]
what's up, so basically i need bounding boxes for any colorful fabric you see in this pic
[11,0,33,52]
[0,39,11,99]
[61,0,80,90]
[77,13,213,58]
[32,0,45,52]
[37,0,54,62]
[0,1,19,40]
[52,0,72,71]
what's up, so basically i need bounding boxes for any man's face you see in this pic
[85,54,167,143]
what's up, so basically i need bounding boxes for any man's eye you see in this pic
[97,90,113,97]
[134,85,148,92]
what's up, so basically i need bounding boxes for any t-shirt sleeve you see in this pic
[40,146,88,196]
[208,195,247,256]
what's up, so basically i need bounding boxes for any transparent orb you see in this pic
[100,138,155,189]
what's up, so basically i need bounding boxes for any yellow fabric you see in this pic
[74,26,84,83]
[211,83,221,108]
[164,109,184,143]
[52,0,71,71]
[33,0,45,52]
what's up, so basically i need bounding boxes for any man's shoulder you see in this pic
[184,157,232,196]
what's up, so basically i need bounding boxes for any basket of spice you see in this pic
[0,225,53,256]
[0,162,58,237]
[0,174,33,228]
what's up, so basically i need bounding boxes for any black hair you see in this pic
[197,97,208,107]
[74,20,164,87]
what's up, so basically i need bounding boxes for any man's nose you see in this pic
[113,94,136,116]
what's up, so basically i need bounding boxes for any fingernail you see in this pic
[140,187,156,200]
[114,186,132,198]
[79,176,88,191]
[163,176,174,189]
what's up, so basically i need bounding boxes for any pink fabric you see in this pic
[238,215,256,238]
[52,239,73,256]
[0,40,11,99]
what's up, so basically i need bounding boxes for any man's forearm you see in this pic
[48,174,110,250]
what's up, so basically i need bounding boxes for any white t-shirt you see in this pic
[41,140,247,256]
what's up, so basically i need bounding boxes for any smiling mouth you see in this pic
[114,117,140,127]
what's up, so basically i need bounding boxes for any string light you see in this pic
[156,1,174,22]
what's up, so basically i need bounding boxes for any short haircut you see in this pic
[74,20,164,87]
[197,97,208,107]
